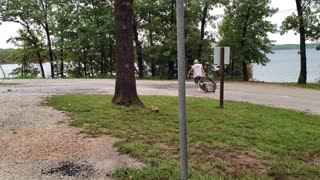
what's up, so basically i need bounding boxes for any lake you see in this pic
[254,49,320,83]
[1,49,319,82]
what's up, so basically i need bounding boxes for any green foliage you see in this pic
[283,82,320,90]
[49,95,320,179]
[0,49,20,63]
[218,0,277,78]
[9,64,39,78]
[281,0,320,42]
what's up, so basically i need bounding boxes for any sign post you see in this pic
[220,48,225,108]
[176,0,188,179]
[214,47,230,109]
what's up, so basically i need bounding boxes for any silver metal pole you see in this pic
[176,0,188,179]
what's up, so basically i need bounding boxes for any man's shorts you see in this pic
[194,76,204,84]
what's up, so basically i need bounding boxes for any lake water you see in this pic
[254,49,320,83]
[1,49,319,82]
[0,63,52,78]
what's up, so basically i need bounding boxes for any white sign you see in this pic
[214,47,230,65]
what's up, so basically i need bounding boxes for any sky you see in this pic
[0,0,303,49]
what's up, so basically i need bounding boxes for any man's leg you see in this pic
[194,77,201,91]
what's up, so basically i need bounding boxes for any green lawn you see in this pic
[0,82,18,86]
[284,83,320,90]
[48,95,320,179]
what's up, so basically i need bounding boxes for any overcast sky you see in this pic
[0,0,303,49]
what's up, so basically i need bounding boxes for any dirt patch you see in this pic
[304,155,320,167]
[194,146,267,176]
[224,149,267,175]
[42,161,94,177]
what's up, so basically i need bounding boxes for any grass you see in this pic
[47,95,320,179]
[0,82,18,86]
[283,83,320,90]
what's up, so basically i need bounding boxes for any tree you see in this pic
[32,0,56,78]
[112,0,144,107]
[0,0,46,78]
[218,0,277,81]
[281,0,320,83]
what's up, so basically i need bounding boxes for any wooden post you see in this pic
[220,47,225,109]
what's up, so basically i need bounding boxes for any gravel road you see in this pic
[0,79,319,179]
[1,79,320,114]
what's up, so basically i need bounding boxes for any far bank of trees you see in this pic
[0,0,319,82]
[0,0,227,79]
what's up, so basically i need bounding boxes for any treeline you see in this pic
[0,48,18,63]
[272,44,320,50]
[0,0,228,79]
[0,0,319,80]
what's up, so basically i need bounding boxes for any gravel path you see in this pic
[0,79,319,179]
[2,79,320,114]
[0,92,142,180]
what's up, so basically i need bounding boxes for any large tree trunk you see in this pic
[109,41,114,76]
[77,59,82,77]
[133,16,144,79]
[296,0,307,84]
[83,48,88,77]
[240,8,251,81]
[60,47,64,78]
[90,58,94,78]
[167,61,175,79]
[44,23,55,78]
[242,61,248,81]
[149,30,156,77]
[112,0,144,107]
[197,3,208,60]
[231,58,235,77]
[100,44,105,75]
[24,23,45,78]
[37,51,45,78]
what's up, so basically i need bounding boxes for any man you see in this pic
[187,59,207,92]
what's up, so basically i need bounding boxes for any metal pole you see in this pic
[220,48,225,109]
[176,0,188,179]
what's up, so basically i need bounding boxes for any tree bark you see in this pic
[23,22,45,78]
[100,44,105,75]
[44,23,55,78]
[242,61,248,81]
[83,48,88,77]
[240,8,251,81]
[133,16,144,79]
[90,58,94,78]
[36,50,45,78]
[167,61,175,79]
[197,3,208,60]
[77,59,82,77]
[109,41,113,76]
[296,0,307,84]
[112,0,144,107]
[0,65,5,79]
[149,30,156,77]
[60,47,64,78]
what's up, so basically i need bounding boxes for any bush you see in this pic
[9,64,39,78]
